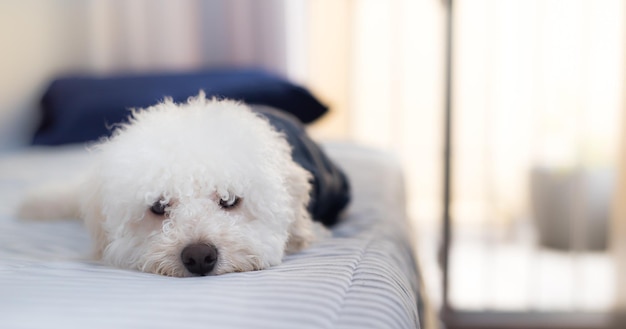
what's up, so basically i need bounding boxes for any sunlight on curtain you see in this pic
[305,0,353,140]
[453,0,623,230]
[303,0,624,314]
[88,0,203,73]
[87,0,291,75]
[304,0,446,309]
[349,0,447,235]
[450,0,623,311]
[306,0,447,228]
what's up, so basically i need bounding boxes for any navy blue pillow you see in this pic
[33,69,328,145]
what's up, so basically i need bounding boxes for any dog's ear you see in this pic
[284,162,315,254]
[79,173,109,260]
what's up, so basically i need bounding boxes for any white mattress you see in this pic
[0,143,421,329]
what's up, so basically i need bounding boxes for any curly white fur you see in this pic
[20,93,318,277]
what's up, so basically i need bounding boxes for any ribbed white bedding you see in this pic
[0,143,421,329]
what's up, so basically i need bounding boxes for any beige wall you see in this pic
[0,1,91,149]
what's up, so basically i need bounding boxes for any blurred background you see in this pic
[1,0,625,328]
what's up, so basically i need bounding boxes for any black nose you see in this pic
[181,243,218,276]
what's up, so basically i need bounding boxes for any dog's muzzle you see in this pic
[181,243,218,276]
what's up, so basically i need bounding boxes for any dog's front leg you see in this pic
[17,177,83,221]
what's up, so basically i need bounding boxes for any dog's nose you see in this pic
[181,243,218,276]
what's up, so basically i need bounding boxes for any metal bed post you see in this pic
[441,0,454,317]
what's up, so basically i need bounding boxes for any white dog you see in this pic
[19,93,330,277]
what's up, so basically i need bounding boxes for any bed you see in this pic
[0,70,430,329]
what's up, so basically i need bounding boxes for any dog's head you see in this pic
[81,94,313,277]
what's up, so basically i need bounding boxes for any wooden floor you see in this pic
[441,310,621,329]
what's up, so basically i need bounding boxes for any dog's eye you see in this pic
[150,200,168,216]
[219,193,241,209]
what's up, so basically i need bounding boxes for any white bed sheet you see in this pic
[0,143,421,329]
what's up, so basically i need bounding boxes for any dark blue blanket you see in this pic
[256,107,350,226]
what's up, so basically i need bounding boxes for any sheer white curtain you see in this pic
[302,0,447,313]
[450,0,623,312]
[453,0,623,232]
[86,0,291,75]
[301,0,625,314]
[306,0,446,227]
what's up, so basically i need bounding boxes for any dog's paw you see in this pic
[285,220,332,254]
[17,183,80,220]
[312,221,332,240]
